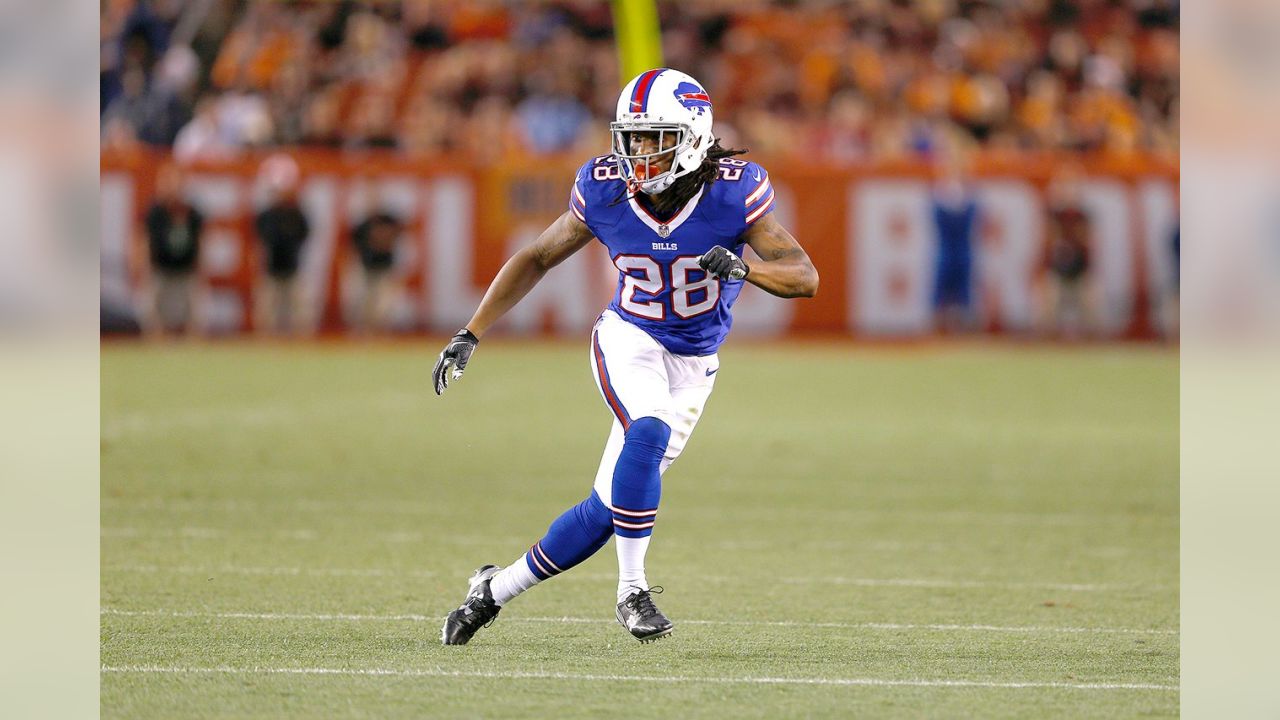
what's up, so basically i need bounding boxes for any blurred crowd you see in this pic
[101,0,1179,164]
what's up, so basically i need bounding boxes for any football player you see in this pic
[436,69,818,644]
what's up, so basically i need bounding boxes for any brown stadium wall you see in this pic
[100,150,1178,339]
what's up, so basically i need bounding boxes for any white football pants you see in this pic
[587,309,718,505]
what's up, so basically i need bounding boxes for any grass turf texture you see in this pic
[101,341,1178,718]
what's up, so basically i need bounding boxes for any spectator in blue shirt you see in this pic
[930,150,981,333]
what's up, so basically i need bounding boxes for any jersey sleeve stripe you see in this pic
[745,192,775,224]
[746,185,773,212]
[744,176,771,206]
[745,184,772,213]
[569,183,587,222]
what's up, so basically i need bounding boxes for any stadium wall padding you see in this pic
[100,151,1179,338]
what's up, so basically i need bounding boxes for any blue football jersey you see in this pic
[569,155,776,355]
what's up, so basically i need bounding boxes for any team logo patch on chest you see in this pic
[652,241,677,251]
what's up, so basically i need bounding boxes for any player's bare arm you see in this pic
[432,211,593,394]
[465,211,595,338]
[739,214,819,298]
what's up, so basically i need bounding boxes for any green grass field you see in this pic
[101,340,1178,718]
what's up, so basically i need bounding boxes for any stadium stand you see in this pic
[101,0,1179,162]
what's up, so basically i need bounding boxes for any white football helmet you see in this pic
[611,68,715,195]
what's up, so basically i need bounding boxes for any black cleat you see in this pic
[616,586,673,643]
[441,565,502,645]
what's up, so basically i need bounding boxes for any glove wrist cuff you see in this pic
[457,328,479,344]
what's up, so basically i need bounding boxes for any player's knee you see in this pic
[624,416,672,461]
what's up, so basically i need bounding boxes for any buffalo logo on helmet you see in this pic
[673,82,712,115]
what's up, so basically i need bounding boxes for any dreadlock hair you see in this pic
[609,138,748,218]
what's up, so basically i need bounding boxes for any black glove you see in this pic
[698,245,750,280]
[432,328,479,395]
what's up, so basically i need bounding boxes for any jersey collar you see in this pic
[627,185,704,237]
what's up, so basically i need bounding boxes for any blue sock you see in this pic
[523,491,613,580]
[611,417,671,598]
[610,416,671,537]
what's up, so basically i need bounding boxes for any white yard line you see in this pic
[102,562,1156,591]
[99,664,1178,691]
[100,496,1178,526]
[100,607,1178,636]
[100,528,1149,558]
[102,527,225,539]
[105,564,438,578]
[101,496,451,517]
[101,527,498,545]
[784,576,1116,592]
